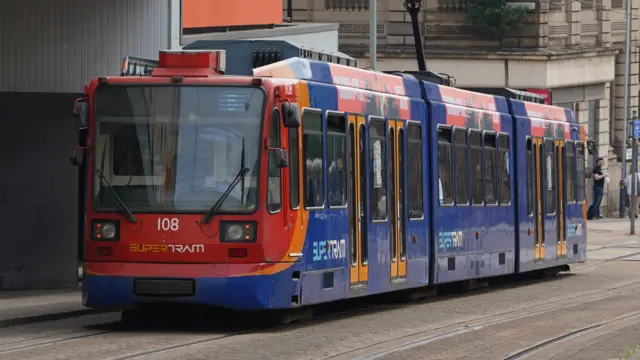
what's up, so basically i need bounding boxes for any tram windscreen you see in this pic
[92,85,265,212]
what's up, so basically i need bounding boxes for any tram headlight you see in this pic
[91,220,120,241]
[220,221,257,243]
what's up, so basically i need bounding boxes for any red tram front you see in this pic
[70,50,304,311]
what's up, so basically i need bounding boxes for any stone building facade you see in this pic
[284,0,640,217]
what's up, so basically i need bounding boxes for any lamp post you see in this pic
[621,0,631,220]
[370,0,377,69]
[404,0,426,71]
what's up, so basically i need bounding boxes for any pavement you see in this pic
[0,217,636,331]
[0,285,116,328]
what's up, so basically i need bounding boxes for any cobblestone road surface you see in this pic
[0,228,639,359]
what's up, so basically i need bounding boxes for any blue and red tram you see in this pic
[70,50,588,312]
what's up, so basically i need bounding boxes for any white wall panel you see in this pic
[0,0,170,93]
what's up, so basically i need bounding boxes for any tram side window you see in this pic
[302,111,324,208]
[267,109,282,212]
[327,113,347,208]
[370,118,388,220]
[544,139,556,214]
[407,123,424,218]
[526,138,533,216]
[576,142,585,202]
[469,131,483,205]
[566,142,576,203]
[484,133,497,205]
[289,127,300,209]
[437,126,454,205]
[454,128,469,205]
[498,134,511,205]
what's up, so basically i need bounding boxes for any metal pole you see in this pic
[369,0,377,70]
[632,135,637,233]
[624,0,632,231]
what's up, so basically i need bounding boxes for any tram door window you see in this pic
[565,142,576,203]
[526,138,534,216]
[302,111,324,209]
[533,138,545,261]
[389,120,407,280]
[288,127,300,209]
[576,143,586,203]
[267,109,282,213]
[556,140,567,257]
[437,126,453,205]
[483,133,498,205]
[497,134,510,205]
[453,128,469,205]
[327,113,347,208]
[406,123,424,219]
[369,118,388,221]
[348,115,368,286]
[544,139,556,215]
[469,130,483,205]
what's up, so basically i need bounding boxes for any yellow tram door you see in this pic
[533,138,546,261]
[389,120,407,280]
[348,114,368,287]
[556,140,567,257]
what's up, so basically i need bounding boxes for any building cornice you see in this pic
[346,45,620,61]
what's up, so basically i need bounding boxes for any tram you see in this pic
[70,49,590,312]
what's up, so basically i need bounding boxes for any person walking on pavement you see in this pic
[587,157,607,220]
[624,170,640,218]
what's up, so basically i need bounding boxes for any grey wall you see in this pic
[0,0,172,289]
[0,0,171,93]
[0,92,79,289]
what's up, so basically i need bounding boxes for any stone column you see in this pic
[598,0,611,46]
[386,0,419,46]
[537,0,549,47]
[613,0,640,161]
[565,0,581,45]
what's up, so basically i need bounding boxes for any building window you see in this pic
[302,111,324,208]
[267,109,281,212]
[454,128,469,205]
[469,130,483,205]
[484,133,498,205]
[437,126,454,205]
[407,123,424,219]
[369,118,387,220]
[327,113,347,208]
[498,134,510,205]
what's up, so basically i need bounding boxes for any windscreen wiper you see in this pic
[95,169,137,223]
[201,167,250,224]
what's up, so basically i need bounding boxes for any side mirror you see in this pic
[268,148,289,168]
[586,140,597,155]
[281,102,300,128]
[73,98,89,130]
[70,146,88,167]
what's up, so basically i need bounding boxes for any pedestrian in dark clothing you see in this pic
[587,157,607,220]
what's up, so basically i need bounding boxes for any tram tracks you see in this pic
[326,277,640,360]
[502,310,640,360]
[0,257,636,359]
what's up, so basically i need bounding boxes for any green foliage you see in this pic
[466,0,529,41]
